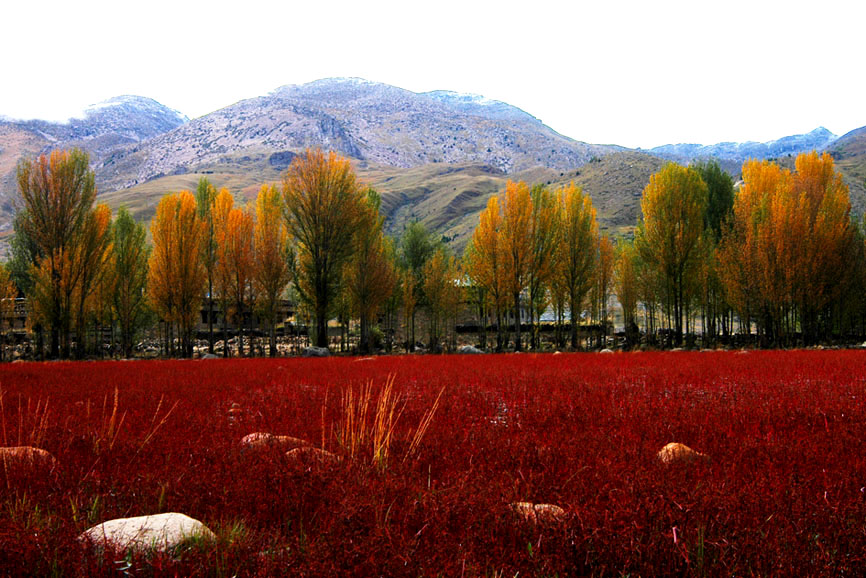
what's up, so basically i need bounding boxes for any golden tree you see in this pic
[635,163,707,346]
[253,184,292,357]
[423,247,459,352]
[718,152,854,344]
[528,184,558,349]
[500,180,533,351]
[282,149,365,349]
[148,191,206,357]
[346,189,397,354]
[72,203,113,356]
[217,205,255,356]
[464,195,507,350]
[555,183,598,350]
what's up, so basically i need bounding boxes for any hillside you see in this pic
[99,150,664,254]
[829,126,866,218]
[0,96,188,225]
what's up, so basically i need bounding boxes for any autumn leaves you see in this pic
[11,146,858,358]
[464,181,605,351]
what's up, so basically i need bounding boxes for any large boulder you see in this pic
[0,446,57,477]
[241,432,310,453]
[510,502,567,524]
[79,512,216,553]
[657,442,709,465]
[302,346,330,357]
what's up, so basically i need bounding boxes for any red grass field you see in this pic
[2,350,866,576]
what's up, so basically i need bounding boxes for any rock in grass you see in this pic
[79,512,215,553]
[458,345,483,354]
[241,432,310,452]
[600,348,614,354]
[302,346,330,357]
[0,446,57,476]
[657,442,709,464]
[510,502,567,524]
[285,446,341,467]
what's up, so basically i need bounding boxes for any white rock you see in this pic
[458,345,483,354]
[302,346,330,357]
[600,348,614,354]
[79,512,215,553]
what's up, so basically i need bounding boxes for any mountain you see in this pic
[0,96,187,220]
[92,78,615,195]
[2,79,864,255]
[647,127,838,165]
[828,126,866,217]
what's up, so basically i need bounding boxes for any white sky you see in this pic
[1,0,864,149]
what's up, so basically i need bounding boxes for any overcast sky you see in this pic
[2,0,863,149]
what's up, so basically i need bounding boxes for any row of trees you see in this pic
[6,146,864,359]
[460,150,865,350]
[8,148,461,359]
[624,152,863,347]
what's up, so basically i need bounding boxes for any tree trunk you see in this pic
[513,291,522,352]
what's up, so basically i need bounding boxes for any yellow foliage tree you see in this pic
[500,180,533,351]
[347,189,397,354]
[254,184,292,357]
[148,191,206,357]
[718,152,854,344]
[464,195,507,350]
[282,149,365,349]
[635,163,707,346]
[423,247,460,352]
[218,205,255,356]
[555,183,599,350]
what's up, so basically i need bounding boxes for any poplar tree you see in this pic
[16,148,102,358]
[282,149,365,349]
[112,207,150,358]
[635,163,708,347]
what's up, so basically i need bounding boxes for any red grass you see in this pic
[2,350,866,576]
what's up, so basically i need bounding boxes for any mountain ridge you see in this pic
[1,78,865,253]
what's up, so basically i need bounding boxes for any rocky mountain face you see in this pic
[648,127,839,164]
[93,78,614,193]
[827,126,866,217]
[0,96,187,220]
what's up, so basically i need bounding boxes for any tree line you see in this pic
[3,147,864,359]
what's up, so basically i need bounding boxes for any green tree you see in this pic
[692,159,734,242]
[112,207,151,358]
[16,148,99,358]
[196,177,218,354]
[400,221,436,350]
